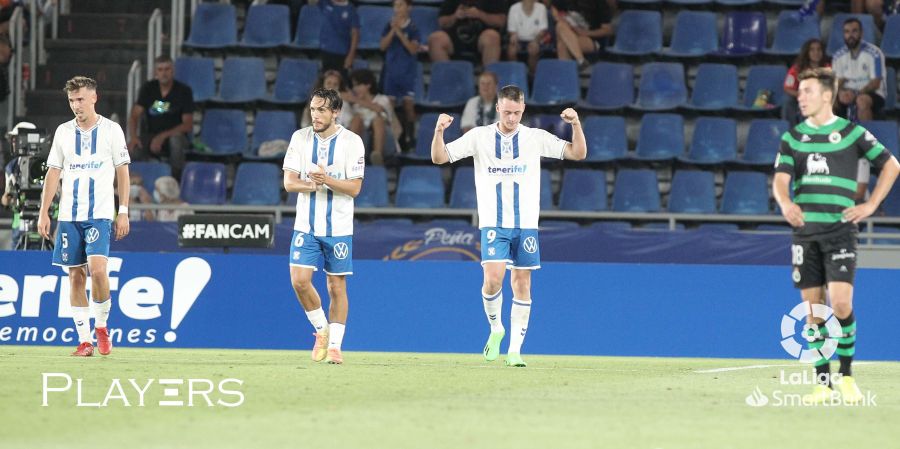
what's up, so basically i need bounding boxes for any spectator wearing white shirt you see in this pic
[832,17,887,121]
[506,0,549,75]
[461,71,498,134]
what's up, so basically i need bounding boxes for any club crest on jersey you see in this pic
[864,131,877,144]
[501,139,513,157]
[828,132,842,144]
[806,153,830,175]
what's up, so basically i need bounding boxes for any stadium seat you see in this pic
[356,166,389,208]
[129,161,171,195]
[679,117,737,165]
[886,67,897,111]
[583,116,628,162]
[418,61,475,108]
[357,6,394,51]
[249,110,296,158]
[449,167,476,209]
[412,113,461,159]
[884,15,900,59]
[736,65,788,111]
[608,10,662,56]
[199,109,247,156]
[764,11,821,56]
[882,184,900,216]
[174,57,215,102]
[530,59,580,107]
[410,7,439,44]
[683,63,738,111]
[183,3,237,49]
[632,113,684,161]
[240,4,291,49]
[232,162,281,205]
[861,120,900,158]
[485,61,529,98]
[181,162,226,205]
[721,171,770,215]
[738,119,789,166]
[580,62,634,111]
[529,114,571,141]
[717,12,767,57]
[267,58,319,105]
[559,169,607,211]
[660,11,717,58]
[631,62,687,111]
[668,170,716,214]
[612,169,660,212]
[541,169,553,210]
[217,57,267,103]
[826,14,877,56]
[396,166,445,208]
[289,5,322,50]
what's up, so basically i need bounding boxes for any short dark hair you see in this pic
[798,67,837,104]
[64,76,98,93]
[497,85,525,103]
[479,71,499,85]
[154,55,174,66]
[311,87,343,111]
[349,69,378,96]
[843,17,862,30]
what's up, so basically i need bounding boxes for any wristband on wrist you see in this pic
[118,205,128,215]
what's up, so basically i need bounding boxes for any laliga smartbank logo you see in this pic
[0,257,211,345]
[780,302,841,362]
[41,373,244,408]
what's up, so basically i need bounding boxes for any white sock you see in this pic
[482,288,504,333]
[328,323,345,350]
[72,306,92,344]
[508,299,532,354]
[305,307,329,334]
[91,299,111,328]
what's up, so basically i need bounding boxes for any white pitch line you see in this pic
[695,361,875,374]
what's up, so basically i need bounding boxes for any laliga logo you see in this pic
[333,242,349,260]
[780,303,841,363]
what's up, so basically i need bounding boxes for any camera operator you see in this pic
[3,121,56,250]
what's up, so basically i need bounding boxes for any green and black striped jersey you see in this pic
[775,117,892,240]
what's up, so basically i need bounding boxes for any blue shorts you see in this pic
[289,231,353,275]
[480,227,540,270]
[52,220,112,267]
[382,70,416,99]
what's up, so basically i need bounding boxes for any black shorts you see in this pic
[791,232,858,289]
[835,93,885,119]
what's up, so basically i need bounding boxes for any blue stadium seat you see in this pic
[249,110,296,158]
[289,5,322,50]
[717,12,767,57]
[530,59,580,107]
[884,15,900,59]
[217,57,267,103]
[232,162,281,205]
[826,14,877,56]
[721,171,770,214]
[174,57,215,102]
[608,10,662,56]
[882,184,900,216]
[129,161,171,195]
[486,61,529,98]
[631,62,687,111]
[541,169,553,210]
[861,120,899,158]
[183,3,237,49]
[396,166,445,208]
[449,167,475,209]
[267,58,319,105]
[529,114,571,141]
[580,62,634,111]
[357,6,394,50]
[356,166,389,208]
[660,11,717,58]
[736,65,788,111]
[684,63,738,111]
[612,169,660,212]
[583,116,628,162]
[418,61,475,108]
[414,62,426,103]
[559,169,607,211]
[679,117,737,165]
[764,11,821,56]
[240,4,291,48]
[886,67,897,111]
[668,170,716,214]
[412,113,461,159]
[738,119,789,166]
[633,113,684,161]
[410,6,439,43]
[181,162,226,205]
[200,109,247,156]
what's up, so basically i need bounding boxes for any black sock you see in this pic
[837,311,856,377]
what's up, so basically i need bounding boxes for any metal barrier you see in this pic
[126,60,142,139]
[6,6,24,132]
[170,0,186,60]
[147,8,163,80]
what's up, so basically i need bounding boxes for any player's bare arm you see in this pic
[114,164,131,240]
[773,172,805,228]
[37,167,61,240]
[844,155,900,223]
[431,113,453,164]
[283,170,320,193]
[560,108,586,161]
[311,174,363,198]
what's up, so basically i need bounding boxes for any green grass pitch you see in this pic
[1,346,898,449]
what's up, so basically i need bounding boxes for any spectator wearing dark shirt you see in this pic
[311,0,360,76]
[429,0,507,67]
[380,0,420,151]
[551,0,614,71]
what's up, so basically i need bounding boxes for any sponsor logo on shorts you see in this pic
[831,249,855,261]
[333,242,349,260]
[85,227,100,244]
[522,236,537,254]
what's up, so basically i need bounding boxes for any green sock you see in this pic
[808,323,831,387]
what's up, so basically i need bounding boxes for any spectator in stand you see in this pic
[833,17,887,122]
[127,172,155,222]
[153,176,188,222]
[310,0,359,76]
[380,0,419,152]
[506,0,549,75]
[551,0,614,71]
[460,71,498,134]
[783,38,830,127]
[302,70,354,129]
[852,0,899,30]
[429,0,507,67]
[348,69,399,166]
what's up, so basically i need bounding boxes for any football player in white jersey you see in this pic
[431,85,586,367]
[37,76,132,357]
[283,88,365,365]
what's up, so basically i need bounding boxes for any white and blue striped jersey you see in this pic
[833,41,887,99]
[46,116,130,222]
[283,125,365,237]
[446,123,567,229]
